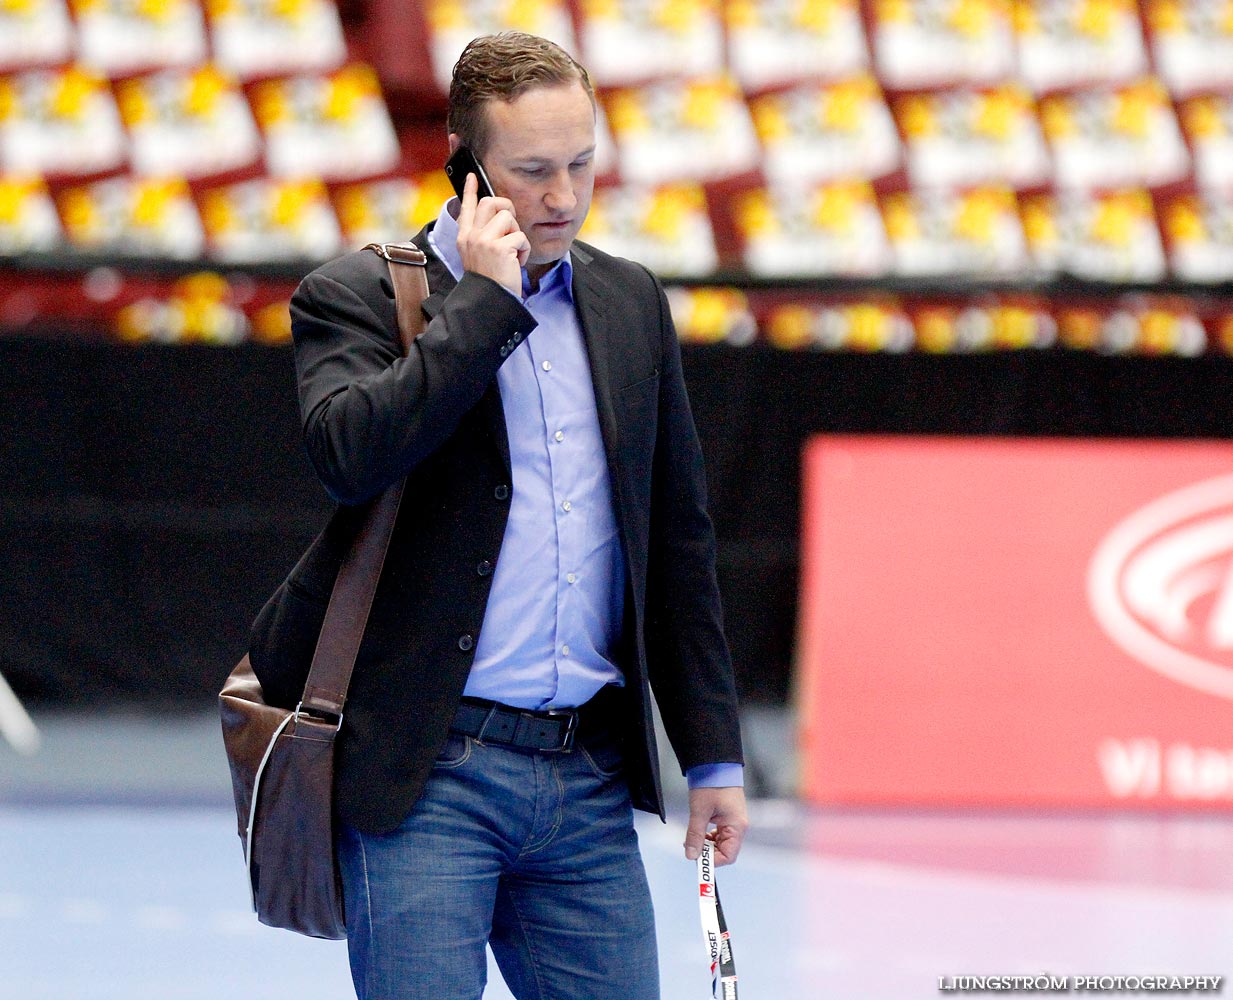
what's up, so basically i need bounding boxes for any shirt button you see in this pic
[554,430,564,442]
[494,484,510,500]
[542,360,552,372]
[561,500,572,512]
[566,572,577,584]
[561,645,570,657]
[458,634,474,651]
[477,560,493,577]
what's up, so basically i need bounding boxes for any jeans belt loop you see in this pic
[473,702,500,746]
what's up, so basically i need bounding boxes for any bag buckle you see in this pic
[366,242,427,266]
[293,701,344,732]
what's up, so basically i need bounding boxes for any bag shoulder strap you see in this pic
[369,242,431,354]
[297,242,430,720]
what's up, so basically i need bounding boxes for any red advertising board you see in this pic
[798,436,1233,808]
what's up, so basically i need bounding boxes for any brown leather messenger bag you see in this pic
[218,242,428,939]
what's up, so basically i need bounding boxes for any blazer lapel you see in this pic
[570,244,621,462]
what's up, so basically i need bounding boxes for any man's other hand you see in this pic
[684,786,748,867]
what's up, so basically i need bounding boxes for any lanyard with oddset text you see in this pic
[697,839,738,999]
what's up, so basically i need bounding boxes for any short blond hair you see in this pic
[448,32,595,157]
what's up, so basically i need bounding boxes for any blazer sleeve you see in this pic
[638,265,744,774]
[291,253,536,504]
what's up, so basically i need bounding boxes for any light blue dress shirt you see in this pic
[428,201,741,790]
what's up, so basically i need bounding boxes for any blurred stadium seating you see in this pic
[2,0,1233,353]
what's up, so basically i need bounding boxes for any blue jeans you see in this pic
[336,727,660,1000]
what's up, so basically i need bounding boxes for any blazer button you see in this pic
[477,560,493,577]
[494,484,510,500]
[458,634,474,651]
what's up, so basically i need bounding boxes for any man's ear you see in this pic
[447,133,461,154]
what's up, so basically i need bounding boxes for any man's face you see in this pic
[472,81,596,275]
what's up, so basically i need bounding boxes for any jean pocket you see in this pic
[578,734,624,782]
[433,732,473,769]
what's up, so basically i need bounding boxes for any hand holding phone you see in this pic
[447,146,528,295]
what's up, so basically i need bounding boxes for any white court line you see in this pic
[644,816,1233,905]
[0,889,260,936]
[207,909,267,935]
[134,904,191,931]
[61,898,109,924]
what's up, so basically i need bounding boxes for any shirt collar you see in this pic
[427,198,574,301]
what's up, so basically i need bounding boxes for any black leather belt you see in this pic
[451,697,578,752]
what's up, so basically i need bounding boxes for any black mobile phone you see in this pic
[445,146,495,201]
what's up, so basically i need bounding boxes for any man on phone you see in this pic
[250,30,746,1000]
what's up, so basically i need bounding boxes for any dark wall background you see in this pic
[3,335,1232,708]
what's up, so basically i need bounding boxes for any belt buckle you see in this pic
[543,709,577,752]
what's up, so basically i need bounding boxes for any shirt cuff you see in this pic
[685,763,744,789]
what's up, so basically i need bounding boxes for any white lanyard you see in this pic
[697,839,738,999]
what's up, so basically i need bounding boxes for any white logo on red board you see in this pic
[1088,472,1233,700]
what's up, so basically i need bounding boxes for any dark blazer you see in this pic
[249,226,742,834]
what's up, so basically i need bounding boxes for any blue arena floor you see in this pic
[3,711,1232,999]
